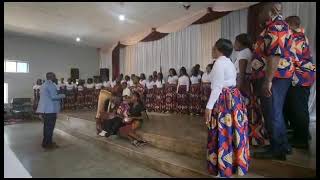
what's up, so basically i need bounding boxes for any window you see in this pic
[4,83,8,104]
[4,60,29,73]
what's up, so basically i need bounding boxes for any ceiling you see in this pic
[4,2,251,48]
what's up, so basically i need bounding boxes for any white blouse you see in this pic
[77,85,84,91]
[111,81,116,88]
[95,83,102,89]
[146,81,155,89]
[167,75,178,84]
[66,83,75,91]
[177,75,190,92]
[33,85,41,90]
[139,79,146,87]
[128,80,134,87]
[190,75,201,84]
[155,80,165,88]
[206,56,237,110]
[234,48,253,74]
[86,83,95,89]
[201,72,211,83]
[103,81,111,88]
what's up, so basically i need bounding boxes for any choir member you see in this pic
[32,79,42,112]
[200,64,213,114]
[65,78,76,110]
[189,67,202,115]
[145,75,155,112]
[154,73,165,112]
[176,67,190,114]
[85,78,95,109]
[165,68,178,113]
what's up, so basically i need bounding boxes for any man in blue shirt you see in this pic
[37,72,65,149]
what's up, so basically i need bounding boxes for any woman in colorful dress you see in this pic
[129,76,145,103]
[145,75,155,112]
[139,73,147,88]
[176,67,190,114]
[205,38,249,177]
[234,33,267,146]
[154,73,165,113]
[32,79,42,112]
[165,68,178,113]
[200,64,213,114]
[65,78,76,110]
[189,67,202,115]
[76,80,85,109]
[85,78,95,109]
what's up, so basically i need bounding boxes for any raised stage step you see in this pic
[57,112,316,178]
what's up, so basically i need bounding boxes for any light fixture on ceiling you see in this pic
[119,14,125,21]
[76,37,81,42]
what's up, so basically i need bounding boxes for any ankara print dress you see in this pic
[165,83,177,112]
[154,87,165,113]
[206,86,250,177]
[189,83,201,115]
[145,88,155,112]
[176,85,189,114]
[200,82,211,114]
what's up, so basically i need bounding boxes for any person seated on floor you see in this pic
[98,92,147,146]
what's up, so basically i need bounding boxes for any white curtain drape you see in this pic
[282,2,316,122]
[119,19,222,79]
[221,8,248,62]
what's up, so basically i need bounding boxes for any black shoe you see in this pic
[253,150,286,161]
[105,132,111,138]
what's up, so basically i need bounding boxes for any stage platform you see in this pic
[57,110,316,178]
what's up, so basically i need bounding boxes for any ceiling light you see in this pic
[76,37,81,42]
[119,14,125,21]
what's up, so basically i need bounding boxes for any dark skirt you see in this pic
[165,84,177,112]
[145,88,154,111]
[85,88,95,108]
[207,87,250,177]
[93,89,101,108]
[189,83,201,114]
[76,90,85,109]
[154,87,165,112]
[33,90,40,112]
[176,85,189,114]
[65,90,76,110]
[200,83,211,114]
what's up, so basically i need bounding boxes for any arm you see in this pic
[48,84,65,101]
[186,77,190,92]
[176,79,180,93]
[206,60,224,110]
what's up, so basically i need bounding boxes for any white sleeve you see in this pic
[206,60,224,110]
[186,77,190,92]
[176,78,180,93]
[238,49,251,61]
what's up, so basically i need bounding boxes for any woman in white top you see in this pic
[205,38,249,178]
[85,78,95,109]
[234,33,266,147]
[76,80,85,109]
[65,78,76,110]
[176,67,190,114]
[145,75,155,111]
[165,68,178,113]
[154,72,165,112]
[93,79,103,109]
[189,67,202,115]
[200,64,213,114]
[33,79,42,112]
[139,73,147,88]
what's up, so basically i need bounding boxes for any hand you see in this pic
[262,80,272,97]
[204,108,212,125]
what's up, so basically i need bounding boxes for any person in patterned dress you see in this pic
[204,38,249,177]
[145,75,155,112]
[76,80,85,109]
[200,64,213,115]
[234,33,267,147]
[165,68,178,113]
[85,78,95,109]
[94,78,103,109]
[176,67,190,114]
[189,67,202,115]
[129,76,145,103]
[283,16,316,149]
[33,79,42,112]
[65,78,76,110]
[154,73,165,113]
[251,2,296,160]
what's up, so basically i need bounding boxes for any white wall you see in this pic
[4,32,100,102]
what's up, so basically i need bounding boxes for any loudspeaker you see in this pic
[100,68,109,81]
[70,68,79,80]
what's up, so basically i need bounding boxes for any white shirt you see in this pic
[155,80,164,88]
[201,72,211,83]
[66,83,74,91]
[234,48,252,74]
[128,80,134,87]
[190,75,201,84]
[77,85,84,91]
[121,80,126,84]
[146,80,155,89]
[111,81,116,88]
[167,75,178,84]
[122,87,131,97]
[139,79,146,87]
[95,83,102,90]
[103,81,111,88]
[206,56,237,110]
[86,83,95,89]
[177,75,190,92]
[33,85,41,90]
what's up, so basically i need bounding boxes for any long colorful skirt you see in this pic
[189,83,201,115]
[240,75,267,146]
[154,87,165,112]
[207,87,250,177]
[165,84,177,112]
[200,83,211,114]
[85,89,95,109]
[176,85,189,114]
[145,88,154,112]
[76,91,85,109]
[65,90,76,110]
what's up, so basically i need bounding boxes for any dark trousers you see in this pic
[42,113,57,146]
[103,117,124,135]
[253,78,291,154]
[283,85,310,143]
